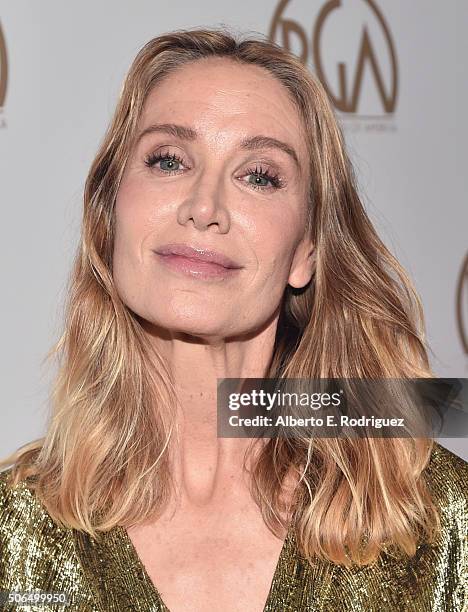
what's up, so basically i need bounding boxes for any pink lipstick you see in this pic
[154,243,243,280]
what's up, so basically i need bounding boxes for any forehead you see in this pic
[138,57,307,155]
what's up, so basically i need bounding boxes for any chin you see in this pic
[141,303,236,339]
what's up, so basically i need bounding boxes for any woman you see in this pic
[0,28,466,612]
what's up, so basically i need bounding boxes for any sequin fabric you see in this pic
[0,442,466,611]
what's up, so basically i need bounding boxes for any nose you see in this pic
[176,171,230,233]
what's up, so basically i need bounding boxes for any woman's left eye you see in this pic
[242,165,284,191]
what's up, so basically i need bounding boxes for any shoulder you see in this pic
[0,467,98,606]
[422,441,467,561]
[423,441,468,512]
[0,466,76,586]
[0,466,61,535]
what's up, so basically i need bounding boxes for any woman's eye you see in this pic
[144,152,187,172]
[247,174,272,188]
[243,166,283,191]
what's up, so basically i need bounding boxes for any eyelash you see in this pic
[143,151,285,191]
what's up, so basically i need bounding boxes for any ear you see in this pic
[288,236,315,289]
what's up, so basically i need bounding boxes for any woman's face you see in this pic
[113,57,314,338]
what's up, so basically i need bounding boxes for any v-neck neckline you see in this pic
[116,522,294,611]
[72,519,306,611]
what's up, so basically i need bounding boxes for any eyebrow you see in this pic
[135,122,301,171]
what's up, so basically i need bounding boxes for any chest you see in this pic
[126,502,287,612]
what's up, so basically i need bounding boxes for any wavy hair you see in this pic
[0,27,440,566]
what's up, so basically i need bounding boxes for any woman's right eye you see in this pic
[144,152,188,173]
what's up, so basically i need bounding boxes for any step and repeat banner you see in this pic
[0,1,466,459]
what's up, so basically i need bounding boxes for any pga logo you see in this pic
[268,0,398,115]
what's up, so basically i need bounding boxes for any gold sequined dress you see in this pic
[0,442,466,611]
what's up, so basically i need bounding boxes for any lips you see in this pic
[154,243,243,269]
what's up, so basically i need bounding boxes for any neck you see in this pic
[141,315,279,505]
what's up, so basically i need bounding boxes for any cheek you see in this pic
[113,173,163,258]
[249,216,301,284]
[113,199,139,274]
[112,181,152,301]
[115,173,152,229]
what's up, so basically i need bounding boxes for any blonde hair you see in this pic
[1,27,439,566]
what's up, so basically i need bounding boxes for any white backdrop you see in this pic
[0,1,466,460]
